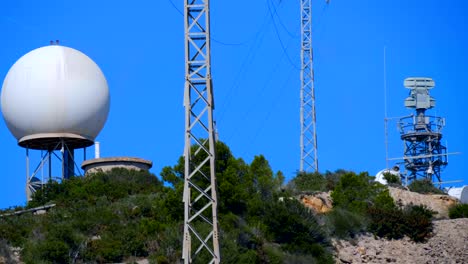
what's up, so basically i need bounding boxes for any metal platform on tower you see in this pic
[398,77,448,184]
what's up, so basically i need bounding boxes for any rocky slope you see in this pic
[388,187,459,219]
[333,218,468,264]
[300,187,466,263]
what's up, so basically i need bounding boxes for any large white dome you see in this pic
[1,45,110,149]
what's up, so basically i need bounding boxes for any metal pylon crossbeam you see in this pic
[183,0,220,263]
[300,0,318,172]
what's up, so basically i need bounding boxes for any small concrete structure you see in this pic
[81,157,152,175]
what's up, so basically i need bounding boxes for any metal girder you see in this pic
[300,0,318,172]
[183,0,220,263]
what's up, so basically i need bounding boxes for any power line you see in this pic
[240,67,295,158]
[269,0,300,39]
[267,0,300,70]
[166,0,251,46]
[216,8,273,120]
[224,37,293,143]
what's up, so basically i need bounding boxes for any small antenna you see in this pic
[383,46,389,168]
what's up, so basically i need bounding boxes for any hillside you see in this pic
[0,142,334,263]
[333,218,468,263]
[0,141,467,263]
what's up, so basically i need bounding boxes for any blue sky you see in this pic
[1,0,467,208]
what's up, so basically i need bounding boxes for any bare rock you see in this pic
[300,192,332,213]
[333,218,468,263]
[388,187,458,218]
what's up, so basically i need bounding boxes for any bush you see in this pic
[449,204,468,219]
[403,205,435,242]
[289,172,327,193]
[331,172,385,214]
[323,169,348,191]
[325,208,367,239]
[260,199,332,261]
[383,172,401,185]
[367,206,405,240]
[368,204,434,242]
[408,179,445,194]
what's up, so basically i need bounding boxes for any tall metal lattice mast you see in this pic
[300,0,318,172]
[182,0,220,263]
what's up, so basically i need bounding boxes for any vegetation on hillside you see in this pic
[408,179,445,195]
[0,141,333,263]
[0,141,452,263]
[288,170,436,242]
[449,204,468,219]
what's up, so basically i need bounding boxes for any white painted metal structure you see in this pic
[300,0,319,172]
[1,45,109,143]
[1,44,110,200]
[182,0,220,263]
[447,186,468,204]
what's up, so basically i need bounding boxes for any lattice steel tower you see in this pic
[398,77,448,184]
[300,0,318,172]
[182,0,220,263]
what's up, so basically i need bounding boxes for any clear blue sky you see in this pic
[1,0,466,208]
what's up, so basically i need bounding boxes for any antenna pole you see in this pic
[384,46,389,168]
[300,0,319,172]
[182,0,220,263]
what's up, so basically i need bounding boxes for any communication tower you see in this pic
[182,0,220,263]
[300,0,319,172]
[398,77,447,184]
[1,44,110,201]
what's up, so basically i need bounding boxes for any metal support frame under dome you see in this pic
[25,140,85,201]
[182,0,220,263]
[300,0,319,172]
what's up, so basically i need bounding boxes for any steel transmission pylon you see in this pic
[182,0,220,263]
[300,0,318,172]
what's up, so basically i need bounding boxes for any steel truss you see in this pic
[399,115,447,184]
[182,0,220,263]
[300,0,318,172]
[25,140,83,201]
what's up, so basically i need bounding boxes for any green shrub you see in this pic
[408,179,445,194]
[373,189,397,210]
[448,204,468,219]
[403,205,435,242]
[289,172,327,193]
[260,199,332,261]
[368,204,434,242]
[331,172,385,214]
[323,169,348,191]
[383,172,401,185]
[325,208,367,239]
[368,206,405,240]
[38,238,70,263]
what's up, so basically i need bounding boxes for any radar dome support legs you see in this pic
[24,141,84,201]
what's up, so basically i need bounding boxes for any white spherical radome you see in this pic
[1,45,110,149]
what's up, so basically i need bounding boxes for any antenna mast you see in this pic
[300,0,319,172]
[182,0,220,263]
